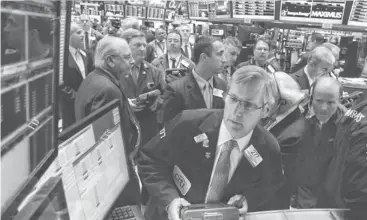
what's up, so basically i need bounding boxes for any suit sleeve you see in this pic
[157,84,184,124]
[242,135,286,211]
[136,114,186,212]
[343,130,367,219]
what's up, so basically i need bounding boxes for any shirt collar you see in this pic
[192,68,214,90]
[304,66,314,87]
[69,46,77,54]
[169,54,181,61]
[218,121,253,152]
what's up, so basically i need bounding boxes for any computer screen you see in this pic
[58,99,131,220]
[1,0,70,218]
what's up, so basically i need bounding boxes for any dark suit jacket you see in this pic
[290,67,310,90]
[120,61,166,145]
[151,54,195,73]
[291,53,308,73]
[60,49,94,128]
[157,72,226,124]
[137,109,286,220]
[74,67,139,152]
[180,43,194,60]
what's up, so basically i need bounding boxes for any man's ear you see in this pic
[106,56,115,68]
[199,52,207,63]
[261,103,271,119]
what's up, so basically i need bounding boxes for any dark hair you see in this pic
[166,30,182,43]
[311,32,324,44]
[192,36,216,64]
[253,36,270,51]
[29,16,52,45]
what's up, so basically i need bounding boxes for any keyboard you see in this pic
[108,205,144,220]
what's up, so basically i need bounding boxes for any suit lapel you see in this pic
[68,51,83,77]
[136,63,148,91]
[187,73,206,108]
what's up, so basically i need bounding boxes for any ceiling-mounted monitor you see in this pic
[233,0,276,20]
[348,0,367,27]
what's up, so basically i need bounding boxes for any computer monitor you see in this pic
[1,0,71,218]
[58,99,131,220]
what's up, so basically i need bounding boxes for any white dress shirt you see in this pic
[205,122,253,201]
[192,69,213,108]
[69,46,86,79]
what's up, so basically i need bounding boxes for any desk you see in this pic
[241,209,347,220]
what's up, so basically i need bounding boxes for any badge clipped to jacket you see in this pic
[243,145,263,167]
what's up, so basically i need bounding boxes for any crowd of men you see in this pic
[60,15,367,220]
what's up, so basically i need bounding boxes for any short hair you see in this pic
[121,17,140,30]
[321,42,340,60]
[223,36,242,50]
[229,65,278,109]
[119,28,145,43]
[167,30,182,43]
[254,36,271,51]
[311,32,324,44]
[312,76,342,99]
[70,22,81,35]
[192,36,216,64]
[308,46,335,67]
[155,28,165,34]
[94,36,129,68]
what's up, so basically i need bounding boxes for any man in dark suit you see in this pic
[137,65,285,220]
[219,36,242,83]
[119,28,166,145]
[157,36,227,124]
[291,46,335,90]
[151,30,195,83]
[60,23,94,128]
[178,24,194,60]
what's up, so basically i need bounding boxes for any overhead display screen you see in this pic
[188,0,214,20]
[280,0,346,24]
[210,0,231,19]
[233,0,276,20]
[348,0,367,27]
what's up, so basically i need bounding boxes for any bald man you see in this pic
[294,76,346,209]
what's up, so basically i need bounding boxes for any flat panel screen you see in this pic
[348,0,367,27]
[233,0,276,20]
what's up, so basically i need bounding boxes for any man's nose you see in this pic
[320,103,328,111]
[234,102,245,116]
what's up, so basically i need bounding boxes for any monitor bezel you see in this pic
[58,99,133,219]
[0,0,71,218]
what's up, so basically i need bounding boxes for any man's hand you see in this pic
[128,98,145,112]
[166,73,181,83]
[167,198,191,220]
[149,96,164,112]
[227,195,248,215]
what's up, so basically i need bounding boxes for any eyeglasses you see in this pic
[225,93,267,111]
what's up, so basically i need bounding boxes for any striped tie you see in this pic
[206,140,238,203]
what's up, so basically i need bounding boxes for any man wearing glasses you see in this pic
[236,37,282,74]
[137,65,286,220]
[291,46,335,90]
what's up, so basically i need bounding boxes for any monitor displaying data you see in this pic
[233,0,276,20]
[348,0,367,27]
[188,0,214,20]
[280,0,346,24]
[58,100,130,220]
[1,1,68,217]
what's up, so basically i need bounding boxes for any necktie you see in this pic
[203,83,212,108]
[131,65,139,84]
[85,32,89,50]
[171,58,176,68]
[206,140,238,203]
[184,45,189,58]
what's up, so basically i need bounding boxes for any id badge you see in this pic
[243,145,263,167]
[173,165,191,196]
[213,88,223,98]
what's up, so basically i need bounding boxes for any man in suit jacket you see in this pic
[119,28,166,145]
[149,28,167,58]
[137,65,285,220]
[219,36,242,83]
[60,23,94,129]
[157,36,227,124]
[74,36,141,206]
[178,24,194,60]
[80,14,103,54]
[291,46,335,90]
[151,30,195,83]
